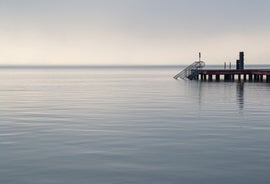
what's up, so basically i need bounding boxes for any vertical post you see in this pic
[231,74,235,81]
[203,74,207,81]
[236,60,240,70]
[236,52,245,70]
[209,74,213,81]
[254,74,258,81]
[249,74,253,81]
[267,75,270,82]
[225,74,230,81]
[216,74,220,81]
[200,73,204,80]
[239,52,244,70]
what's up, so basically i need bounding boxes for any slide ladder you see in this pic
[174,61,205,80]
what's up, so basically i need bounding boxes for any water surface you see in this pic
[1,66,270,184]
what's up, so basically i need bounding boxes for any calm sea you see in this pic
[1,66,270,184]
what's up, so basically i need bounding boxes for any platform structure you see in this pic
[174,52,270,82]
[194,69,270,82]
[174,52,205,80]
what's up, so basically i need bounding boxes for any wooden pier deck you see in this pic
[194,69,270,82]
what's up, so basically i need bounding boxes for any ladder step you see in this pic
[174,61,205,80]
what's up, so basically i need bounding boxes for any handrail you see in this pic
[174,61,205,80]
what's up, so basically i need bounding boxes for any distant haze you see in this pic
[1,0,270,65]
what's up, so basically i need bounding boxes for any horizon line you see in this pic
[0,64,269,67]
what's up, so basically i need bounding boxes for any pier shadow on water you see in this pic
[184,80,247,111]
[236,82,244,110]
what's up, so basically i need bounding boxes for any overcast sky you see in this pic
[1,0,270,65]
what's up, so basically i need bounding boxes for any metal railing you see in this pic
[174,61,205,80]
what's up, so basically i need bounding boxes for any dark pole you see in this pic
[239,52,244,70]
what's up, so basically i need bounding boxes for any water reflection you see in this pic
[186,80,245,111]
[236,82,244,110]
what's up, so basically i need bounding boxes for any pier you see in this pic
[174,52,270,82]
[194,69,270,82]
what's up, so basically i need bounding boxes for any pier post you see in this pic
[249,74,253,81]
[267,75,270,82]
[216,74,220,81]
[244,74,247,81]
[238,74,241,81]
[209,74,213,81]
[231,74,235,81]
[260,75,264,82]
[203,74,207,81]
[254,74,259,81]
[200,74,203,81]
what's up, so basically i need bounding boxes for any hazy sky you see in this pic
[1,0,270,65]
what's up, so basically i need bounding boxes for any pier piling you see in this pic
[192,70,270,82]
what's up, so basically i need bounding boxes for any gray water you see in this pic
[1,66,270,184]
